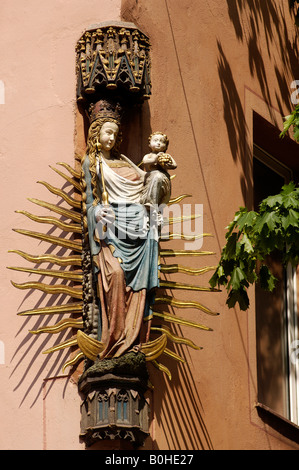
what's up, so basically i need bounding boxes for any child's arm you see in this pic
[142,152,159,171]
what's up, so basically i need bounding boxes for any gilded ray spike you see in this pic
[43,336,78,354]
[77,330,104,361]
[8,266,83,282]
[151,326,201,350]
[8,250,82,267]
[49,165,81,191]
[28,198,81,223]
[15,210,81,233]
[140,333,168,361]
[11,280,82,299]
[151,360,172,380]
[30,318,84,335]
[152,311,212,331]
[13,228,82,252]
[160,232,212,241]
[160,264,217,276]
[164,213,201,224]
[159,280,220,292]
[154,294,218,315]
[160,249,215,257]
[37,181,81,209]
[56,162,81,179]
[17,302,83,316]
[168,194,192,205]
[62,351,84,373]
[163,348,186,363]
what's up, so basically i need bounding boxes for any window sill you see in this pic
[255,402,299,444]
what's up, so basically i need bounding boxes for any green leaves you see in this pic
[209,182,299,311]
[259,265,277,292]
[280,105,299,142]
[229,267,247,290]
[283,208,299,229]
[239,233,254,253]
[255,211,280,233]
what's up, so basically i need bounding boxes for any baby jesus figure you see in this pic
[140,131,177,207]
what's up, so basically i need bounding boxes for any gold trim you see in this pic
[152,311,212,331]
[56,162,81,179]
[11,281,82,299]
[151,326,201,350]
[13,228,82,252]
[28,198,81,223]
[37,181,81,208]
[163,348,186,363]
[164,213,201,224]
[160,264,217,276]
[159,280,220,292]
[43,336,78,354]
[168,194,192,205]
[143,311,154,321]
[151,360,172,380]
[15,210,81,233]
[154,294,218,315]
[49,165,81,191]
[62,351,84,373]
[8,266,83,281]
[8,250,82,267]
[17,302,82,316]
[30,318,84,335]
[160,233,212,241]
[160,249,215,257]
[140,333,167,361]
[77,330,104,361]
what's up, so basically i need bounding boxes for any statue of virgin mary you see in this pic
[80,99,169,363]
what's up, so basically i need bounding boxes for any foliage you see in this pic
[280,104,299,142]
[289,0,299,26]
[280,2,299,141]
[209,182,299,311]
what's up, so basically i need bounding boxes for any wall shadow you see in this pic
[9,178,82,408]
[146,332,214,450]
[219,1,299,203]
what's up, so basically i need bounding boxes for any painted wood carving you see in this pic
[9,22,219,447]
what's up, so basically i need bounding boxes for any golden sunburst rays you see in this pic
[144,192,220,381]
[9,161,84,372]
[10,167,220,379]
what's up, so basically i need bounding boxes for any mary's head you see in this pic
[98,121,120,155]
[86,118,122,159]
[86,99,122,157]
[83,99,123,207]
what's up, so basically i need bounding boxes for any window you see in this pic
[116,389,129,423]
[98,391,109,424]
[253,144,299,426]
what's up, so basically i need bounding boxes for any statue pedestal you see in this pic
[78,353,150,448]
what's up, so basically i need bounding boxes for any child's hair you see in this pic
[148,131,169,151]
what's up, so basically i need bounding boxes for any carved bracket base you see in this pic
[78,354,150,448]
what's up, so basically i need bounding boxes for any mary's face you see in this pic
[99,121,119,152]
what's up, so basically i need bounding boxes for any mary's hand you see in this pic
[95,204,115,226]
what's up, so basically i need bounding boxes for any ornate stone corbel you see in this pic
[76,21,151,105]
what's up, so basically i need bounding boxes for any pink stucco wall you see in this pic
[1,0,299,451]
[0,0,122,450]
